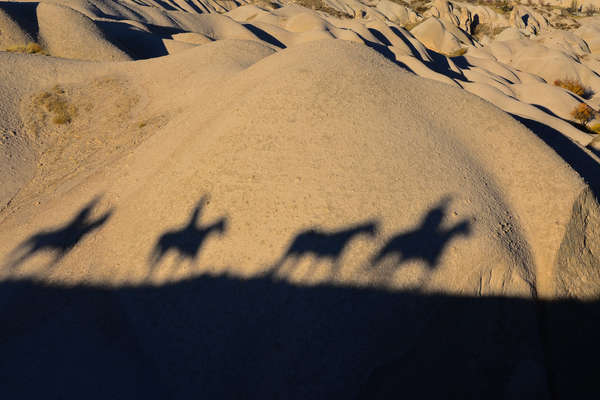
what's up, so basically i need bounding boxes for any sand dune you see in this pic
[1,0,600,398]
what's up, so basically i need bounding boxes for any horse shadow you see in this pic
[371,197,471,270]
[5,196,113,269]
[270,220,378,279]
[149,196,227,268]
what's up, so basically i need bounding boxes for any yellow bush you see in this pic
[446,47,467,58]
[571,103,595,127]
[554,78,590,98]
[588,123,600,134]
[6,42,47,55]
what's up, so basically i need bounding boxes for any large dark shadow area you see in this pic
[96,20,170,59]
[243,23,286,49]
[0,1,40,38]
[0,274,598,399]
[3,197,112,269]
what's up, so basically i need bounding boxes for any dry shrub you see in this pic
[571,103,595,127]
[566,0,579,14]
[588,123,600,134]
[251,0,280,9]
[554,78,593,98]
[295,0,352,18]
[472,23,507,40]
[6,42,47,55]
[462,0,512,14]
[585,5,598,16]
[33,85,77,125]
[402,20,423,30]
[413,2,430,14]
[446,47,468,57]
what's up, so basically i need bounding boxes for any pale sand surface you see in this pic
[1,0,600,398]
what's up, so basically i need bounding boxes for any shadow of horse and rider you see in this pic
[270,196,471,279]
[4,197,113,270]
[4,195,471,278]
[148,195,227,267]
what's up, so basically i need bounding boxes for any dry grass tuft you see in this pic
[251,0,281,9]
[402,20,423,30]
[295,0,352,18]
[461,0,513,14]
[446,47,468,58]
[33,85,77,125]
[6,42,47,55]
[472,23,507,40]
[566,0,579,14]
[554,78,593,98]
[571,103,595,127]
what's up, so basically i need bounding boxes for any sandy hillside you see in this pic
[0,0,600,398]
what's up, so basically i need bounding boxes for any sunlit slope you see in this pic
[0,40,595,300]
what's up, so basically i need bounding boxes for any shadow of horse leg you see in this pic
[329,258,345,281]
[272,256,301,280]
[416,268,433,292]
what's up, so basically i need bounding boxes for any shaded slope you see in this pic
[0,274,598,399]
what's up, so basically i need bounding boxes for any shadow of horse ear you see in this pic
[218,218,227,233]
[437,195,452,210]
[199,194,209,206]
[371,221,379,236]
[458,221,471,235]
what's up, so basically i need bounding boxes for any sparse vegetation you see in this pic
[388,0,410,6]
[294,0,352,18]
[491,0,513,14]
[571,103,595,127]
[252,0,281,9]
[5,42,47,55]
[412,1,429,14]
[472,23,507,40]
[566,0,579,14]
[584,4,598,16]
[588,122,600,134]
[447,47,468,57]
[462,0,513,14]
[552,19,581,30]
[554,78,593,98]
[402,20,424,30]
[33,85,77,125]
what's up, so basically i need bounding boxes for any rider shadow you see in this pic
[5,196,113,270]
[371,197,471,276]
[270,220,378,279]
[149,196,227,269]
